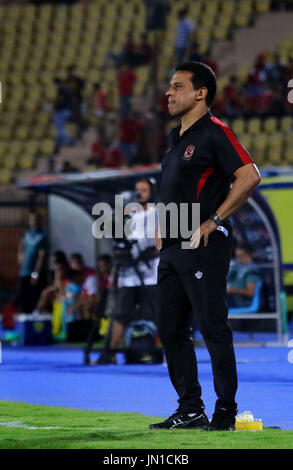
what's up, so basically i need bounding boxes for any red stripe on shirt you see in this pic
[210,116,253,165]
[197,167,214,199]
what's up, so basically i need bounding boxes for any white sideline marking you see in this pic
[0,421,117,431]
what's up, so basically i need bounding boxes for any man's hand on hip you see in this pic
[190,219,218,248]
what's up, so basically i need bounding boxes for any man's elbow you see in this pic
[250,172,261,189]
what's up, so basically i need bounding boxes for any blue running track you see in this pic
[1,343,293,430]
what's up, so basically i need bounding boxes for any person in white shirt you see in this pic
[97,178,159,365]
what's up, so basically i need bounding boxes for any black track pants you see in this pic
[157,229,237,413]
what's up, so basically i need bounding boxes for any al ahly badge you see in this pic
[183,145,195,160]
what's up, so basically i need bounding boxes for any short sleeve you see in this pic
[245,273,260,286]
[212,118,254,178]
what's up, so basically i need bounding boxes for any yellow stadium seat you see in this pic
[0,169,14,184]
[232,118,246,136]
[280,116,292,133]
[255,0,271,13]
[19,154,35,170]
[0,142,7,158]
[268,132,283,149]
[31,126,47,139]
[234,12,250,28]
[3,155,17,170]
[247,118,261,135]
[213,25,229,41]
[284,147,293,165]
[263,117,277,133]
[40,139,55,156]
[0,126,13,140]
[9,142,23,157]
[236,63,250,85]
[267,147,283,166]
[252,148,266,166]
[252,134,267,151]
[240,133,252,151]
[221,0,236,14]
[238,0,253,14]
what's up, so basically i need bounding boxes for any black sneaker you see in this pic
[203,406,237,431]
[95,351,117,365]
[149,408,209,430]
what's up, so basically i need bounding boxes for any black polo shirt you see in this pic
[159,111,254,249]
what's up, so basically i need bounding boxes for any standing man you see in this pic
[150,62,261,431]
[17,212,48,313]
[97,178,160,365]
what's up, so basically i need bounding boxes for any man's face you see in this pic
[166,71,201,117]
[70,257,82,270]
[99,260,110,274]
[235,249,252,265]
[135,181,151,204]
[29,213,42,230]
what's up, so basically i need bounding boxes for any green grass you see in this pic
[0,401,292,449]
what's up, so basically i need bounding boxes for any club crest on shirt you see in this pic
[183,145,195,160]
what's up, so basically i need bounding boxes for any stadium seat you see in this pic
[247,118,261,135]
[0,169,13,184]
[232,118,246,136]
[267,147,283,166]
[229,281,263,314]
[280,116,292,133]
[255,0,271,13]
[263,117,277,134]
[284,147,293,165]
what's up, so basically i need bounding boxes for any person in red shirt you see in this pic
[88,135,125,168]
[92,83,108,117]
[117,64,137,116]
[118,112,144,166]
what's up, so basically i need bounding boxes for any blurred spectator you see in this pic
[61,268,84,333]
[284,58,293,83]
[40,157,59,175]
[121,32,137,67]
[265,53,285,84]
[117,64,137,116]
[60,160,80,173]
[227,244,260,308]
[188,41,202,62]
[119,112,144,166]
[88,134,125,168]
[92,83,108,118]
[17,213,48,313]
[66,64,85,124]
[134,33,154,66]
[174,8,195,64]
[69,253,99,320]
[53,77,75,152]
[84,254,112,365]
[222,76,243,119]
[203,52,218,75]
[36,251,70,314]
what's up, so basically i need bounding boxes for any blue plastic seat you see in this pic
[228,281,263,314]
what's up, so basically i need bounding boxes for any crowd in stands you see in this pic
[49,6,292,173]
[213,53,293,119]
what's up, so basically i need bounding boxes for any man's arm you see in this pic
[227,283,256,298]
[190,163,261,248]
[31,248,47,285]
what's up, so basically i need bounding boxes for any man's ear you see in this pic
[195,87,208,101]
